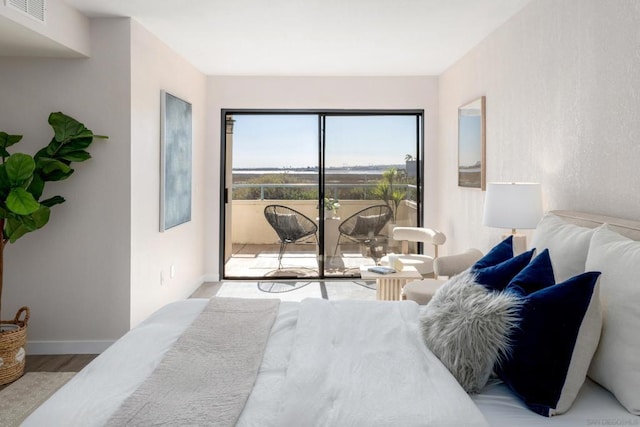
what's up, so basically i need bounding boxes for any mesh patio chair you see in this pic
[264,205,319,269]
[335,205,393,264]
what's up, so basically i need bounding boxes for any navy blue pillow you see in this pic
[498,271,602,416]
[473,249,535,291]
[507,249,555,295]
[473,235,514,269]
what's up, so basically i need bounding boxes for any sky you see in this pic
[231,114,419,169]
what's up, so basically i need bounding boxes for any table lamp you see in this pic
[482,182,543,255]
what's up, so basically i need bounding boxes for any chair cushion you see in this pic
[433,248,483,277]
[352,214,385,237]
[384,254,434,276]
[403,279,445,305]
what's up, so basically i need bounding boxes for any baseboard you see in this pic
[27,340,114,355]
[202,273,220,282]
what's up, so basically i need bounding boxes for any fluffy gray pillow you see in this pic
[419,271,522,393]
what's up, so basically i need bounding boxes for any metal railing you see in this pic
[233,182,417,201]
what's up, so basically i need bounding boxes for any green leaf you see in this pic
[31,205,50,229]
[61,150,91,162]
[0,148,9,159]
[33,146,49,162]
[4,206,51,243]
[48,112,92,143]
[5,153,35,184]
[40,195,65,207]
[27,174,44,200]
[57,136,94,153]
[6,187,40,215]
[45,137,63,157]
[0,132,22,149]
[36,157,74,182]
[5,217,27,242]
[37,157,72,175]
[40,168,74,182]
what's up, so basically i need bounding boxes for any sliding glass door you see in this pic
[322,115,422,278]
[221,111,422,280]
[223,113,320,279]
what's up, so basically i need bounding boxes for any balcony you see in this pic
[224,182,419,279]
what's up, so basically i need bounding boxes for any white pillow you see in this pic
[531,213,598,283]
[585,225,640,415]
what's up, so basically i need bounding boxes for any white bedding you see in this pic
[25,298,635,426]
[245,298,487,426]
[474,380,639,426]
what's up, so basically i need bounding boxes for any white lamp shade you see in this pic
[483,182,543,230]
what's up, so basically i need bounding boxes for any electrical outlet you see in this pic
[170,265,175,279]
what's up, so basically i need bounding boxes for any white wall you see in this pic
[205,76,439,279]
[0,19,131,353]
[130,21,207,328]
[0,17,208,352]
[0,0,90,56]
[438,0,640,255]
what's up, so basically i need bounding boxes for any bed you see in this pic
[24,211,640,426]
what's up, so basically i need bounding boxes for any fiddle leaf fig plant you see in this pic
[0,112,106,323]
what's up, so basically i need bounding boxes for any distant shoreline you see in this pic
[233,169,387,175]
[233,171,385,184]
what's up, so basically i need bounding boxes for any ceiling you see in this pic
[42,0,532,75]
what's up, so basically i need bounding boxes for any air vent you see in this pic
[6,0,45,22]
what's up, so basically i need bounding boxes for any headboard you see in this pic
[551,210,640,241]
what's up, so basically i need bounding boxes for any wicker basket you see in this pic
[0,306,30,385]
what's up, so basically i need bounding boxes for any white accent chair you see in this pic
[385,227,447,277]
[403,248,483,305]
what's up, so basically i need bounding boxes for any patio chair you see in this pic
[335,205,393,264]
[264,205,318,269]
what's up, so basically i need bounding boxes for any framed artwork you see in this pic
[458,96,486,190]
[160,90,192,231]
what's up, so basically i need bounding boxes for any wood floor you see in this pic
[0,354,97,391]
[23,354,97,373]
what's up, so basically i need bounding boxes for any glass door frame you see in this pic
[219,109,424,280]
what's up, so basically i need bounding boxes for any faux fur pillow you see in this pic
[419,270,522,393]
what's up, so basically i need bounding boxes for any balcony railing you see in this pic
[229,197,418,246]
[233,182,417,201]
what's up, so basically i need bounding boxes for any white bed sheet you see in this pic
[473,379,639,427]
[25,298,636,427]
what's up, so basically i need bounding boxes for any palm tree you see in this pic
[373,168,406,223]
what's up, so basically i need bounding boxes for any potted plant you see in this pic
[323,197,340,219]
[0,112,106,385]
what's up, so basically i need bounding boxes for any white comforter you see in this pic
[25,298,488,426]
[240,299,487,426]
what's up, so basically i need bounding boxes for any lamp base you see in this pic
[502,233,528,256]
